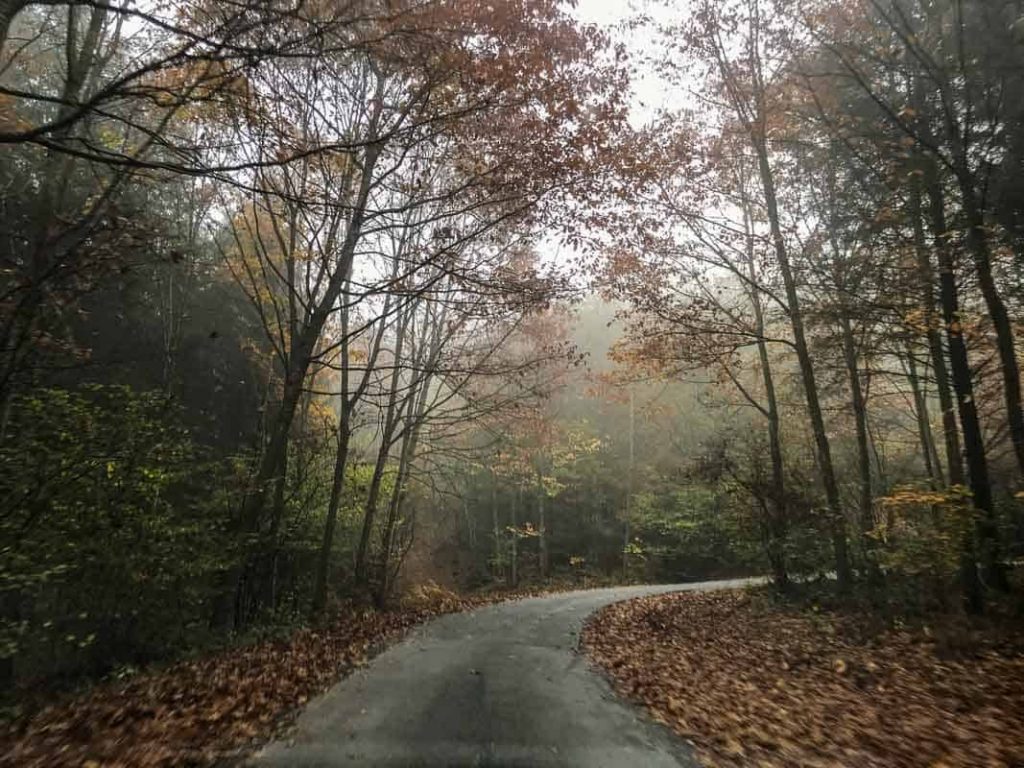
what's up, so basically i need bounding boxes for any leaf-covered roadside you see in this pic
[0,585,546,768]
[582,590,1024,767]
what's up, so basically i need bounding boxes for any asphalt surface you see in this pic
[255,579,754,767]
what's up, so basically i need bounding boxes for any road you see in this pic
[255,580,752,767]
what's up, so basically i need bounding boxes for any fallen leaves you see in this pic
[1,609,416,767]
[582,590,1024,768]
[0,583,551,767]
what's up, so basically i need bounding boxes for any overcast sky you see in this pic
[572,0,686,126]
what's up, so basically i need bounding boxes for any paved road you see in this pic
[255,580,753,767]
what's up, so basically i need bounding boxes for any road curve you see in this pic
[254,579,753,767]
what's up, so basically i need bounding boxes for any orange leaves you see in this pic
[0,587,561,767]
[1,606,421,767]
[143,58,252,122]
[583,590,1024,768]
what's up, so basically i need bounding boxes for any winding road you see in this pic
[255,580,751,767]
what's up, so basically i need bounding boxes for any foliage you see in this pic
[874,485,977,587]
[0,387,231,679]
[632,486,760,577]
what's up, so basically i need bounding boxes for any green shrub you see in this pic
[0,386,234,683]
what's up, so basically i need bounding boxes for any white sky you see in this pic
[573,0,636,24]
[571,0,686,126]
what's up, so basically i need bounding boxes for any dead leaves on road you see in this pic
[583,590,1024,768]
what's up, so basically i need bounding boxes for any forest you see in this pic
[1,0,1023,765]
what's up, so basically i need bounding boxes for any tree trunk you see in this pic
[742,183,788,589]
[243,363,305,530]
[839,313,874,547]
[227,143,380,626]
[958,178,1024,483]
[0,3,108,422]
[354,309,409,588]
[312,268,399,615]
[905,346,941,488]
[491,473,502,582]
[376,396,420,605]
[241,140,380,534]
[537,468,549,580]
[910,181,961,486]
[510,486,519,588]
[753,140,852,590]
[621,388,635,577]
[956,187,1010,592]
[925,171,986,612]
[311,405,351,617]
[377,295,451,601]
[355,441,390,590]
[759,358,788,590]
[261,444,288,612]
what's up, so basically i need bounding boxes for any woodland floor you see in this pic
[0,583,556,768]
[583,587,1024,768]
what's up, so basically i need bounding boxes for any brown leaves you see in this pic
[583,591,1024,768]
[0,586,549,768]
[0,585,561,765]
[1,607,405,767]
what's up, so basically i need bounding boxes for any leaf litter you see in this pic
[0,583,551,767]
[582,589,1024,768]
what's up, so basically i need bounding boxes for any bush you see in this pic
[873,484,976,606]
[0,386,234,685]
